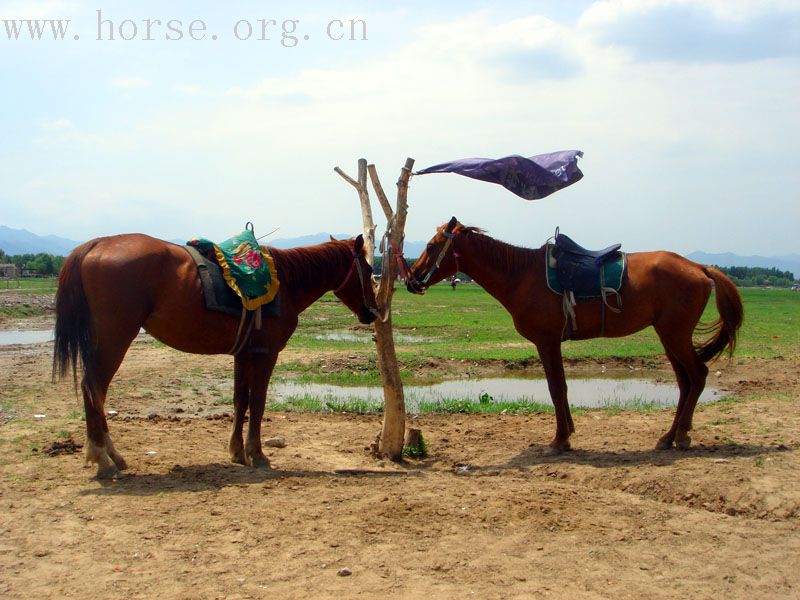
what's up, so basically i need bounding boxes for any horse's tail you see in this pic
[53,241,100,396]
[694,266,744,363]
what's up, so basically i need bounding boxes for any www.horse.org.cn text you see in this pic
[1,10,368,46]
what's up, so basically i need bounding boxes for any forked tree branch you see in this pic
[335,159,376,266]
[368,164,394,223]
[334,167,359,189]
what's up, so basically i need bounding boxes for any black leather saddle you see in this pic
[551,231,623,298]
[555,233,621,262]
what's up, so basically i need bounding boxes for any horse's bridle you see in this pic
[335,248,383,321]
[420,230,460,286]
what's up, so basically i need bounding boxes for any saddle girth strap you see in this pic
[228,308,258,355]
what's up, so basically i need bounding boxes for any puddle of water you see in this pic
[312,331,438,344]
[272,377,722,411]
[313,332,371,343]
[0,328,149,347]
[396,333,439,344]
[0,330,54,345]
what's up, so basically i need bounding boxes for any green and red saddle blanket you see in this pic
[187,227,279,312]
[544,229,627,339]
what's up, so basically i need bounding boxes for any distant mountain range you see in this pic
[1,225,796,277]
[0,225,80,256]
[267,233,427,258]
[0,225,429,258]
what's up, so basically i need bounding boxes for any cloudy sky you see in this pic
[1,0,798,255]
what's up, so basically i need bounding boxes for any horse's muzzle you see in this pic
[359,305,379,324]
[406,278,426,295]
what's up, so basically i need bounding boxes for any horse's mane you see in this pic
[461,226,539,273]
[266,240,352,289]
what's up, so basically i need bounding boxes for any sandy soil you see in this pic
[1,320,799,599]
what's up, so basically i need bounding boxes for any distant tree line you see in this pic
[1,248,794,287]
[375,257,793,287]
[0,249,65,276]
[714,265,797,287]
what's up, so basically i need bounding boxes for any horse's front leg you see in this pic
[228,354,250,465]
[245,351,279,468]
[537,341,574,453]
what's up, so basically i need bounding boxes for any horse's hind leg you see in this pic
[83,383,119,479]
[656,330,708,451]
[228,354,250,465]
[82,328,139,479]
[655,349,690,450]
[673,347,708,449]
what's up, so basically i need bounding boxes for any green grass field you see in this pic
[0,278,58,320]
[0,278,58,295]
[1,280,792,417]
[284,285,800,368]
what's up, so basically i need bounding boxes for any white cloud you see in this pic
[38,117,75,131]
[35,117,105,145]
[111,76,150,89]
[580,0,800,26]
[578,0,800,62]
[0,0,82,20]
[172,83,202,95]
[2,7,798,254]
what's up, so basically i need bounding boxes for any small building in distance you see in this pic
[0,263,19,279]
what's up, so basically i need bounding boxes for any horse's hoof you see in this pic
[655,439,674,451]
[249,455,271,469]
[675,435,692,450]
[96,465,123,480]
[546,441,571,455]
[230,448,247,465]
[111,456,129,471]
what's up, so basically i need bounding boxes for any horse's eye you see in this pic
[427,243,434,252]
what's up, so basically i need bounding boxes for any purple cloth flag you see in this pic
[415,150,584,200]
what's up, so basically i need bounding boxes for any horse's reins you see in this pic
[334,248,382,321]
[379,228,412,283]
[229,246,380,355]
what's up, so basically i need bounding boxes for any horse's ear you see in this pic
[329,234,338,242]
[354,234,364,253]
[447,216,458,231]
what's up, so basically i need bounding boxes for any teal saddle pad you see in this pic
[187,228,279,311]
[546,244,626,299]
[185,245,281,318]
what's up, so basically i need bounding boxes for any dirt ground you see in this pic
[1,318,799,599]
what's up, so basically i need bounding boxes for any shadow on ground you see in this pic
[79,461,425,496]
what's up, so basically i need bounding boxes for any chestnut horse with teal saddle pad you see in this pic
[407,217,743,455]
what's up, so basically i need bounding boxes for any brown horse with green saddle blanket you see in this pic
[53,233,378,479]
[406,218,743,453]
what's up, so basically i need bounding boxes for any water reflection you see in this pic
[273,377,722,411]
[0,330,53,345]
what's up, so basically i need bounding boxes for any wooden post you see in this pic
[335,157,415,460]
